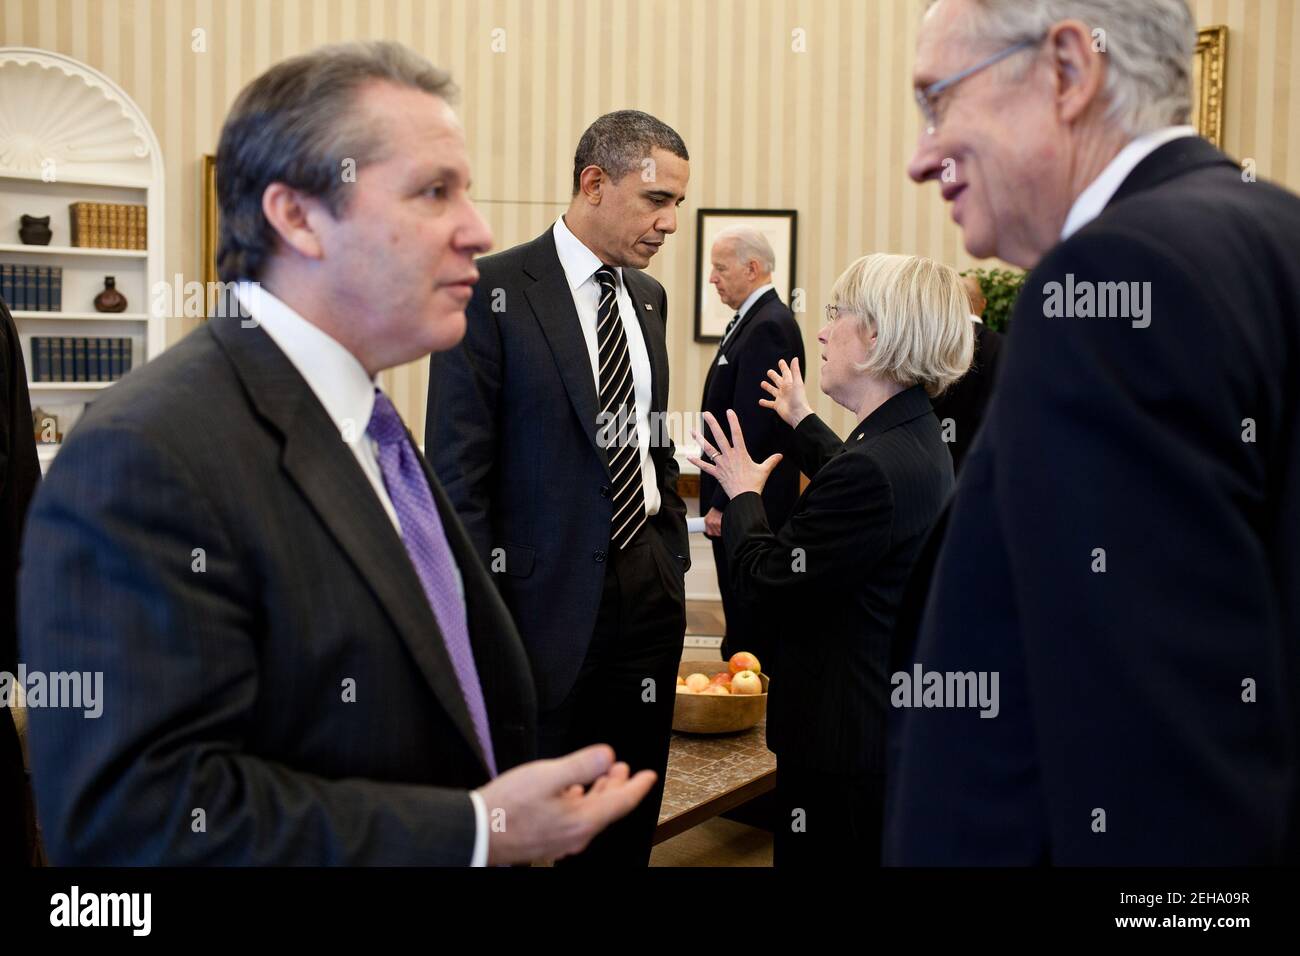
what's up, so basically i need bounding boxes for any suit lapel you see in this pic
[722,289,776,361]
[704,288,779,392]
[1107,136,1237,210]
[523,232,610,473]
[849,385,936,443]
[209,316,490,775]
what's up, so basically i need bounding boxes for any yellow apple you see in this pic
[731,670,762,695]
[685,673,710,693]
[700,684,730,695]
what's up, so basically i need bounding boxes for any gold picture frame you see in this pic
[1193,26,1227,149]
[201,153,218,293]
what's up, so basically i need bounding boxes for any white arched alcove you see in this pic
[0,47,165,470]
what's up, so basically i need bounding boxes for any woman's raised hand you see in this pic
[759,357,814,428]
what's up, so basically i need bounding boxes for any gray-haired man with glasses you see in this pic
[887,0,1300,865]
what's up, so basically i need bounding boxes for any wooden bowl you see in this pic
[672,659,768,734]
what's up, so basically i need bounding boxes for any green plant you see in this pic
[961,267,1027,333]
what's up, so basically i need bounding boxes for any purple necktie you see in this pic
[368,388,497,777]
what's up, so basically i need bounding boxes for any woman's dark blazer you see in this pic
[722,384,953,775]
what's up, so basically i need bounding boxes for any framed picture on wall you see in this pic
[1193,25,1227,148]
[694,208,797,343]
[201,153,218,291]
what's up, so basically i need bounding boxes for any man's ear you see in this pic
[261,182,328,262]
[1050,18,1107,125]
[578,165,605,206]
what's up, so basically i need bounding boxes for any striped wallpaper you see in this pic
[3,0,1297,438]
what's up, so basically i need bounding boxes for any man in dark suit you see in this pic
[888,0,1300,864]
[929,275,1002,473]
[19,42,654,865]
[699,226,804,662]
[427,110,691,866]
[2,294,40,866]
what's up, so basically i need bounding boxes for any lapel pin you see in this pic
[644,303,652,311]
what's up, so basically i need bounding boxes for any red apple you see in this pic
[728,652,761,676]
[709,672,732,686]
[731,670,762,695]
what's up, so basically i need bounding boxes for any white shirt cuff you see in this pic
[468,789,489,867]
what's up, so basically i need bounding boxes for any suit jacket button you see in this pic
[600,485,611,498]
[594,550,606,563]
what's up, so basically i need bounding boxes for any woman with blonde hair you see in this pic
[690,252,972,867]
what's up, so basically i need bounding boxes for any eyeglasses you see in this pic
[914,36,1041,135]
[824,303,852,323]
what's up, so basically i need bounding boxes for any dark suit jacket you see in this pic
[2,296,39,866]
[699,288,805,525]
[2,295,39,676]
[723,386,952,775]
[885,137,1300,865]
[19,316,536,864]
[929,320,1003,473]
[426,227,690,711]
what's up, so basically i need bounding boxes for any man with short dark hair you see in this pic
[20,42,655,866]
[427,109,691,866]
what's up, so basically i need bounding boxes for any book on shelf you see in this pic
[29,336,134,383]
[69,201,148,250]
[0,264,63,312]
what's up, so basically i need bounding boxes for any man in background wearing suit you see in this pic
[427,110,691,866]
[929,274,1002,473]
[699,227,804,662]
[888,0,1300,864]
[19,42,654,865]
[1,294,40,866]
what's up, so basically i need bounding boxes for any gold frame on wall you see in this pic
[201,153,218,294]
[1193,26,1227,149]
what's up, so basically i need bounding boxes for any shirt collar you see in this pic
[553,215,622,293]
[234,281,377,447]
[1061,126,1198,240]
[736,283,776,321]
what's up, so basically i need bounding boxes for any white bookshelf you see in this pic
[11,310,150,321]
[0,241,148,258]
[0,47,166,472]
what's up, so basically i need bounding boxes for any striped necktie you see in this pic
[721,311,742,345]
[595,267,647,550]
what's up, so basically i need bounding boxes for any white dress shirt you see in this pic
[552,216,661,518]
[1061,125,1198,239]
[721,282,776,348]
[233,282,489,867]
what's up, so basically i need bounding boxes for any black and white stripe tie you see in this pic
[595,267,646,550]
[721,311,741,343]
